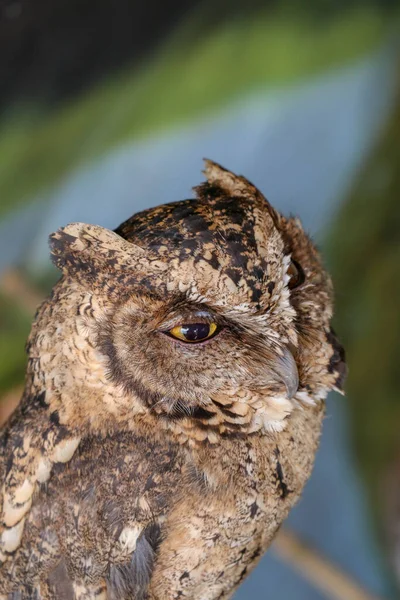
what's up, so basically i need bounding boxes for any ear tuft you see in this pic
[49,223,145,288]
[202,159,233,188]
[200,158,251,198]
[49,223,123,272]
[197,160,279,227]
[49,223,90,271]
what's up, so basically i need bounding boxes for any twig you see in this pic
[272,528,384,600]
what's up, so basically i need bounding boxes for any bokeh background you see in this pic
[0,1,399,598]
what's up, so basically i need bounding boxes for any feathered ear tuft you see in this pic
[49,223,146,290]
[196,159,280,223]
[194,159,256,201]
[202,159,240,196]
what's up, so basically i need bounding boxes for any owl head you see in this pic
[47,161,345,439]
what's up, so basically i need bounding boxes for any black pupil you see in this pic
[181,323,211,341]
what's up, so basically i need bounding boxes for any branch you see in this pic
[273,529,384,600]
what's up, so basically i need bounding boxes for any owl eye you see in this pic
[287,259,305,289]
[167,322,218,343]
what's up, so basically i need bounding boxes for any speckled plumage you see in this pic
[0,161,345,599]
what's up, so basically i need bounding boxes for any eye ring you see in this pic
[288,259,305,289]
[165,322,219,344]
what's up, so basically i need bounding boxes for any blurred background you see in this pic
[0,0,399,598]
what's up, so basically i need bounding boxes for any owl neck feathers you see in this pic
[150,382,327,447]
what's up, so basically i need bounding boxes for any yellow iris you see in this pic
[168,322,218,343]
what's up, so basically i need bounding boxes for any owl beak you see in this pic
[277,347,299,399]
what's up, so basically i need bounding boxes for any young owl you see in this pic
[0,161,345,599]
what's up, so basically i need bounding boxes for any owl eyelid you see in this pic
[157,311,219,332]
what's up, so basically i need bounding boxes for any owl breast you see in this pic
[147,401,324,599]
[0,402,323,599]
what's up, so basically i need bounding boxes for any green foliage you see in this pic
[325,79,400,517]
[0,7,393,218]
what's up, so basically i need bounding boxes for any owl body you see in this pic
[0,390,323,599]
[0,162,345,598]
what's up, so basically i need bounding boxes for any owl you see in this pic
[0,161,346,599]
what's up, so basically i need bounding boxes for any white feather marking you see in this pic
[52,437,80,463]
[119,525,142,553]
[36,458,52,483]
[1,517,25,552]
[2,494,32,527]
[14,479,34,504]
[296,391,316,405]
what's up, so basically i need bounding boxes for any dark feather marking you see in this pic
[211,399,234,411]
[326,327,347,390]
[49,410,60,426]
[211,399,239,419]
[8,587,41,600]
[107,523,161,600]
[47,559,75,600]
[234,566,248,586]
[249,501,259,518]
[190,406,216,421]
[274,447,291,500]
[102,498,125,539]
